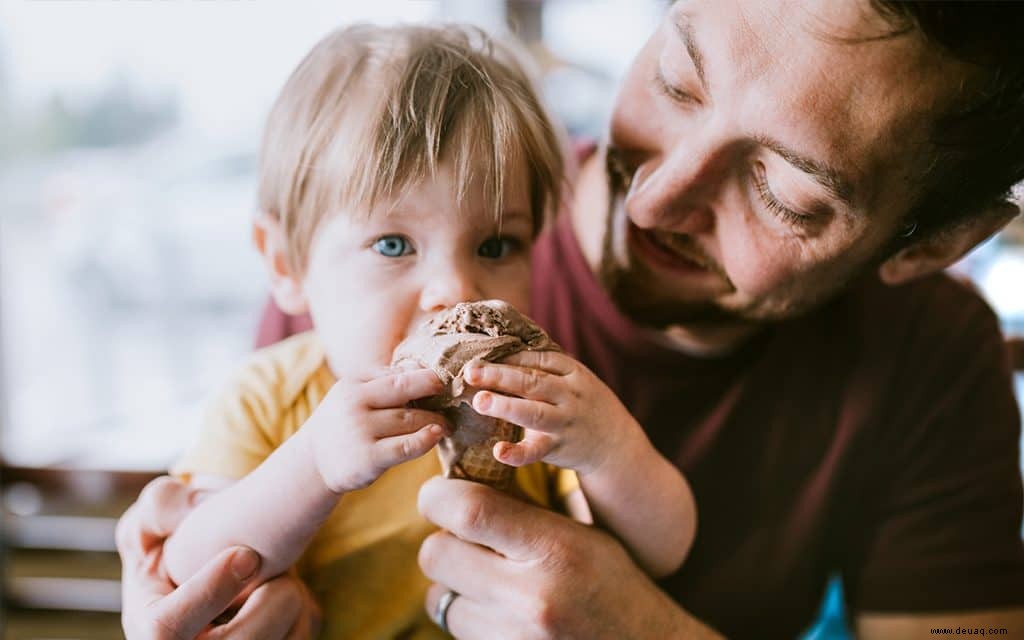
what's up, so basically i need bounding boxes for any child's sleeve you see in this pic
[553,467,580,499]
[171,334,325,482]
[171,369,286,482]
[511,464,581,515]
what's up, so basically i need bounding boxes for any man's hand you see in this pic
[416,477,722,639]
[117,475,322,639]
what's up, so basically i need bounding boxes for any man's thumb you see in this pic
[151,547,261,639]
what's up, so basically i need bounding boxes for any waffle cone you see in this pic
[436,401,521,491]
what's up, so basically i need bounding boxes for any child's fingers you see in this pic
[493,432,555,467]
[373,423,445,469]
[367,408,450,438]
[361,369,445,408]
[496,350,575,375]
[471,390,562,432]
[463,362,564,403]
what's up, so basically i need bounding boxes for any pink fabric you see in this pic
[254,298,313,349]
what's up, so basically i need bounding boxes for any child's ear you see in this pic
[252,213,309,315]
[878,201,1019,286]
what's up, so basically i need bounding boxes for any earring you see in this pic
[899,220,918,238]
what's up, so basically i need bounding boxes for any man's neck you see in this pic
[570,151,760,358]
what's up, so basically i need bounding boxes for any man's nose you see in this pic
[418,264,482,313]
[624,140,729,234]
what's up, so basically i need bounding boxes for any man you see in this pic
[118,0,1024,637]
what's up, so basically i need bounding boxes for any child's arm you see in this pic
[464,352,696,578]
[163,368,448,587]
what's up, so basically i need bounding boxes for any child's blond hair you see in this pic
[258,23,565,274]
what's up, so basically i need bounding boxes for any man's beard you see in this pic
[596,207,854,330]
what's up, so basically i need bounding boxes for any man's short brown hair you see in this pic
[872,1,1024,241]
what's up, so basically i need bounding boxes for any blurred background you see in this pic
[0,1,667,636]
[0,0,1020,637]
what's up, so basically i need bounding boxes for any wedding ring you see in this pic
[433,589,459,634]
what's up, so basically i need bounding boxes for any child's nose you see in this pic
[418,269,481,313]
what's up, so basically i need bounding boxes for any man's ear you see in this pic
[878,201,1020,286]
[252,213,309,315]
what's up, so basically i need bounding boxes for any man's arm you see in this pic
[416,476,724,639]
[857,609,1024,638]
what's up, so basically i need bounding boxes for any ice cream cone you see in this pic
[391,300,558,492]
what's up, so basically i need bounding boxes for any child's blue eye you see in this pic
[373,235,413,257]
[478,236,518,259]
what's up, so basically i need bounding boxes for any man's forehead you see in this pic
[689,0,942,105]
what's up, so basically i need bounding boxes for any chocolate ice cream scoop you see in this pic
[391,300,559,490]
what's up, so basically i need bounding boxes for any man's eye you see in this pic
[477,236,519,259]
[753,164,816,228]
[654,68,699,106]
[372,235,413,257]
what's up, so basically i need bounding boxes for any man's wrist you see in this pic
[637,575,726,640]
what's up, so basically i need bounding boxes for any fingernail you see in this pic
[230,548,260,581]
[475,392,491,410]
[465,364,480,382]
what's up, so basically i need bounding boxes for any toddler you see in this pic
[162,23,696,638]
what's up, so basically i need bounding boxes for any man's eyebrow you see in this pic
[755,135,856,206]
[673,15,708,93]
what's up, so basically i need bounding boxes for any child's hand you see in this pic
[306,368,449,494]
[463,352,643,475]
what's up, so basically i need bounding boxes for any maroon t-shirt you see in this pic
[530,213,1024,637]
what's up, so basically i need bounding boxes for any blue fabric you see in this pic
[800,576,851,640]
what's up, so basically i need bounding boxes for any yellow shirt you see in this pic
[173,331,576,639]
